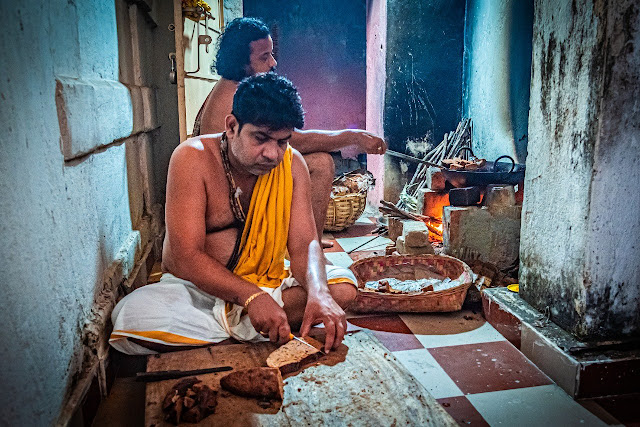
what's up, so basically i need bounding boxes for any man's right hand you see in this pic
[347,129,387,155]
[246,293,291,345]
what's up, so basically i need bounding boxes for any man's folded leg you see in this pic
[109,274,232,355]
[279,264,358,331]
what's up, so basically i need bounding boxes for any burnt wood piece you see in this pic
[161,377,218,425]
[449,186,481,206]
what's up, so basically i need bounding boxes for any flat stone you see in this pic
[484,184,516,209]
[388,217,413,241]
[443,205,521,269]
[396,236,434,255]
[55,76,133,160]
[448,186,481,206]
[401,221,429,247]
[425,166,446,191]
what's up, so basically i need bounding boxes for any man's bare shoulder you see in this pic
[290,147,310,178]
[200,79,238,134]
[170,135,222,170]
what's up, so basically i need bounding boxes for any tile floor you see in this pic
[94,215,639,426]
[322,216,637,427]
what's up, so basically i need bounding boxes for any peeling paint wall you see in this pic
[521,0,640,340]
[463,0,533,163]
[243,0,366,134]
[382,0,466,202]
[0,1,174,423]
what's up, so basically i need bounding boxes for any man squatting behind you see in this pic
[193,17,387,247]
[109,73,358,355]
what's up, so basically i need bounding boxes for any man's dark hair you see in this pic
[214,17,270,81]
[232,72,305,131]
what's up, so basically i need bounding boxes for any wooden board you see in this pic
[145,331,456,426]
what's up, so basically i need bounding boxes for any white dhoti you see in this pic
[109,265,357,355]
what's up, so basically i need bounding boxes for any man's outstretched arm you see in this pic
[290,128,387,155]
[287,149,347,352]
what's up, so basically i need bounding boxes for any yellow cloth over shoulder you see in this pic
[233,146,293,288]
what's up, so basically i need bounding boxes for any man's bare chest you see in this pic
[203,167,256,232]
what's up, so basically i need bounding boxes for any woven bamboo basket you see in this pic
[349,254,473,313]
[323,170,374,232]
[324,192,367,232]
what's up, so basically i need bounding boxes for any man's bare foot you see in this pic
[321,239,334,249]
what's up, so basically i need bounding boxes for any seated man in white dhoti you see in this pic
[109,73,357,356]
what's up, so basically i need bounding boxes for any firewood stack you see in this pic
[397,118,473,213]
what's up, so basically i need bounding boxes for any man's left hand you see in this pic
[299,291,347,353]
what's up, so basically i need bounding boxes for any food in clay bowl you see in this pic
[349,254,473,313]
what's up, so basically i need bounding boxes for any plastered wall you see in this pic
[463,0,533,164]
[0,1,173,423]
[521,0,640,340]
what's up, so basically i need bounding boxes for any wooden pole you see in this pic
[173,0,187,143]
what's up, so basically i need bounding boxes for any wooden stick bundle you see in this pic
[397,118,473,211]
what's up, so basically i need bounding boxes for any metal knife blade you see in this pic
[290,334,326,355]
[135,365,233,382]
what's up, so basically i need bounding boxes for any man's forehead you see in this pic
[249,37,272,54]
[248,124,292,138]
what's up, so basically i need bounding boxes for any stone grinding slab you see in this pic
[144,331,456,426]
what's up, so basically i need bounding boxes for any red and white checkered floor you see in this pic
[95,216,639,426]
[323,216,638,427]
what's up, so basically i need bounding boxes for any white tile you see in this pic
[468,384,608,427]
[324,252,354,268]
[336,235,393,252]
[393,348,463,399]
[354,216,373,224]
[400,316,506,348]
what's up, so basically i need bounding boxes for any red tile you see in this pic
[593,394,640,426]
[429,341,553,395]
[348,315,424,351]
[322,239,345,253]
[348,315,411,333]
[332,223,377,238]
[437,396,489,426]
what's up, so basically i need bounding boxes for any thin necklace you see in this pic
[219,132,246,223]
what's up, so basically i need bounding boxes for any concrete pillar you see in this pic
[521,0,640,340]
[366,0,387,207]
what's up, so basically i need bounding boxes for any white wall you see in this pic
[520,0,640,339]
[463,0,533,164]
[0,1,151,424]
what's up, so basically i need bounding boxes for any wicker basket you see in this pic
[323,170,374,232]
[349,254,473,313]
[324,192,367,232]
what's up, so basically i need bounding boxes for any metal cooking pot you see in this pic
[441,148,525,187]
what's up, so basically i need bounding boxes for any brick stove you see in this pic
[414,166,524,270]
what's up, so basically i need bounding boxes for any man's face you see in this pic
[245,36,277,76]
[228,120,291,176]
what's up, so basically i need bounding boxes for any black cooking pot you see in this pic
[441,148,525,187]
